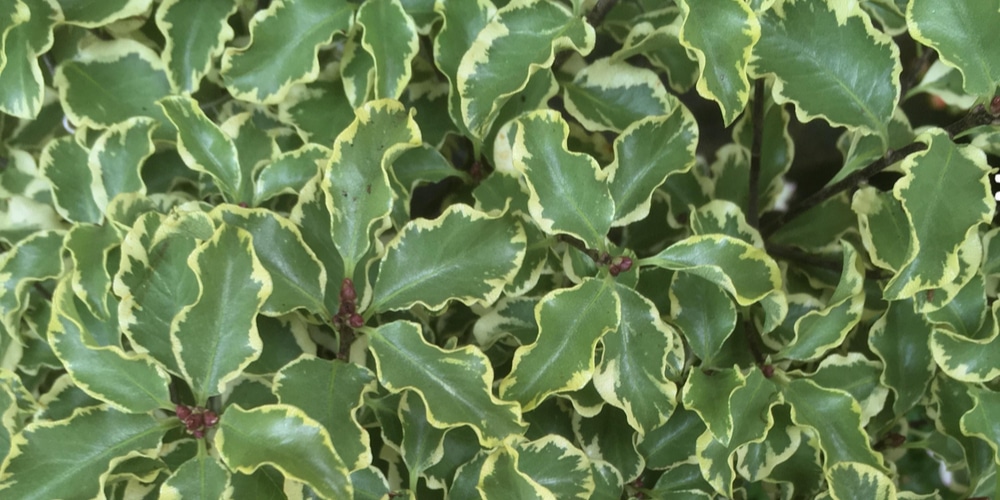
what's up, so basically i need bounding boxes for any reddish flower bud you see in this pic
[175,404,192,420]
[238,202,248,208]
[348,313,364,328]
[617,257,633,273]
[192,429,204,439]
[340,279,356,302]
[761,364,775,378]
[991,95,1000,116]
[185,413,204,430]
[609,264,621,276]
[203,410,219,427]
[339,301,355,314]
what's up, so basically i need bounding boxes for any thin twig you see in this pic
[747,80,765,229]
[585,0,619,27]
[898,47,937,104]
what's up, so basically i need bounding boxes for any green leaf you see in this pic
[340,25,375,107]
[253,144,328,205]
[389,144,470,196]
[432,0,494,138]
[731,99,794,212]
[39,136,103,224]
[780,378,885,471]
[55,39,173,133]
[478,445,552,498]
[696,368,781,497]
[0,230,63,334]
[515,435,595,499]
[736,405,801,482]
[682,368,745,445]
[593,284,678,436]
[852,186,914,272]
[215,404,352,499]
[324,99,421,275]
[367,321,527,447]
[89,117,155,205]
[769,192,855,249]
[358,0,419,100]
[562,57,678,133]
[607,110,699,226]
[0,0,56,119]
[500,278,620,411]
[638,403,706,470]
[676,0,759,124]
[508,110,614,249]
[212,206,327,316]
[573,406,644,482]
[158,95,247,204]
[885,129,995,300]
[962,386,1000,471]
[778,242,865,361]
[48,280,172,413]
[113,211,205,375]
[801,354,887,425]
[289,178,346,317]
[831,108,914,186]
[372,204,526,313]
[611,12,698,94]
[750,0,900,141]
[220,0,353,103]
[641,234,782,306]
[907,0,1000,96]
[458,0,595,139]
[171,225,272,403]
[279,80,354,146]
[930,301,1000,383]
[399,391,447,488]
[867,298,935,416]
[273,356,376,472]
[670,271,737,367]
[55,0,153,27]
[0,407,166,500]
[155,0,238,93]
[160,451,231,500]
[826,462,895,499]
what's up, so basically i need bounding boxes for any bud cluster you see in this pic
[594,252,634,277]
[175,404,219,439]
[332,278,364,332]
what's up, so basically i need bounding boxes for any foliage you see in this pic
[0,0,999,498]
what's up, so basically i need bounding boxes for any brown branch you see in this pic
[898,47,937,104]
[748,80,766,229]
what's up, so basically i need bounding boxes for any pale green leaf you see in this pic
[781,378,885,471]
[358,0,419,100]
[88,117,155,205]
[215,404,352,499]
[867,298,935,416]
[113,210,205,376]
[682,368,744,445]
[0,230,63,334]
[48,280,172,413]
[670,271,737,367]
[278,80,354,146]
[324,99,421,275]
[689,200,764,248]
[458,0,595,139]
[55,39,173,134]
[607,110,699,226]
[220,0,353,104]
[930,301,1000,383]
[0,407,166,500]
[750,0,901,141]
[573,406,644,482]
[907,0,1000,96]
[371,204,526,313]
[39,136,102,224]
[253,144,328,205]
[736,405,801,482]
[640,234,782,306]
[594,284,678,436]
[778,242,865,361]
[509,110,614,249]
[852,186,914,272]
[500,278,620,411]
[160,452,231,500]
[611,14,699,94]
[432,0,494,138]
[479,446,553,499]
[171,225,271,403]
[0,0,56,119]
[273,356,376,472]
[399,391,447,488]
[826,462,895,500]
[885,129,995,300]
[55,0,152,27]
[368,321,527,447]
[340,24,375,107]
[677,0,759,124]
[156,0,238,93]
[562,57,677,133]
[158,95,247,204]
[211,206,327,316]
[515,435,595,499]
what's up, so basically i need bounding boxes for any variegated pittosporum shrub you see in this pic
[1,0,999,498]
